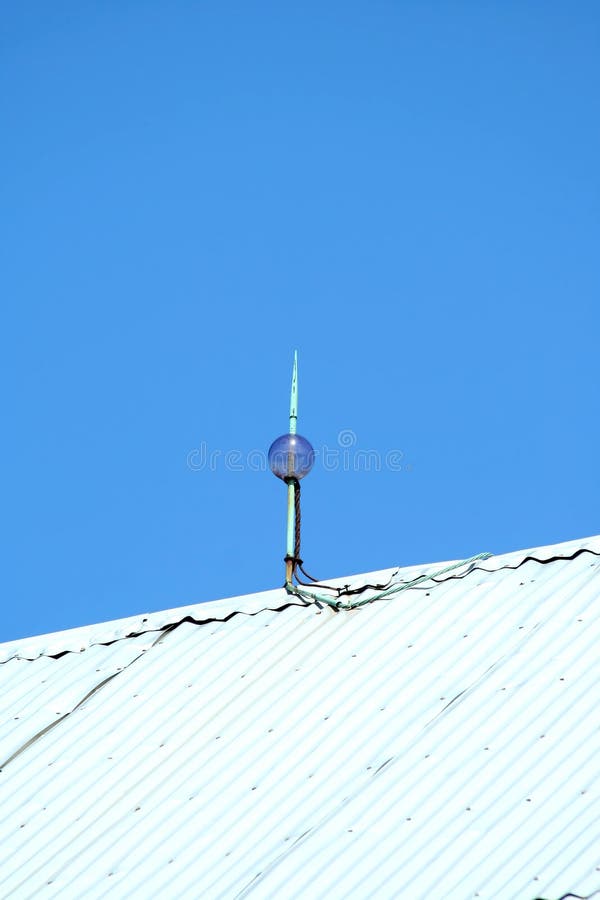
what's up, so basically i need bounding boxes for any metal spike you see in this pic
[289,350,298,436]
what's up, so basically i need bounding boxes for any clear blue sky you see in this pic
[2,2,599,642]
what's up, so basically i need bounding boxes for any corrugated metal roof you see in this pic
[1,535,600,899]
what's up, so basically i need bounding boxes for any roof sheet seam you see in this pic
[0,629,167,772]
[233,616,554,895]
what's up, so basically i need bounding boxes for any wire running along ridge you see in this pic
[286,552,493,610]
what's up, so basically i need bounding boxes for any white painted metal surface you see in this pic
[1,535,600,899]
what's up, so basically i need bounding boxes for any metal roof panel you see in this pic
[1,534,599,898]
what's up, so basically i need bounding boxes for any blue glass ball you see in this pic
[268,433,315,480]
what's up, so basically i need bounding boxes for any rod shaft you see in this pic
[285,479,295,583]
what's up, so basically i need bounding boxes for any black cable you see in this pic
[284,477,398,597]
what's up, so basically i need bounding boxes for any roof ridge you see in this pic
[2,536,599,665]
